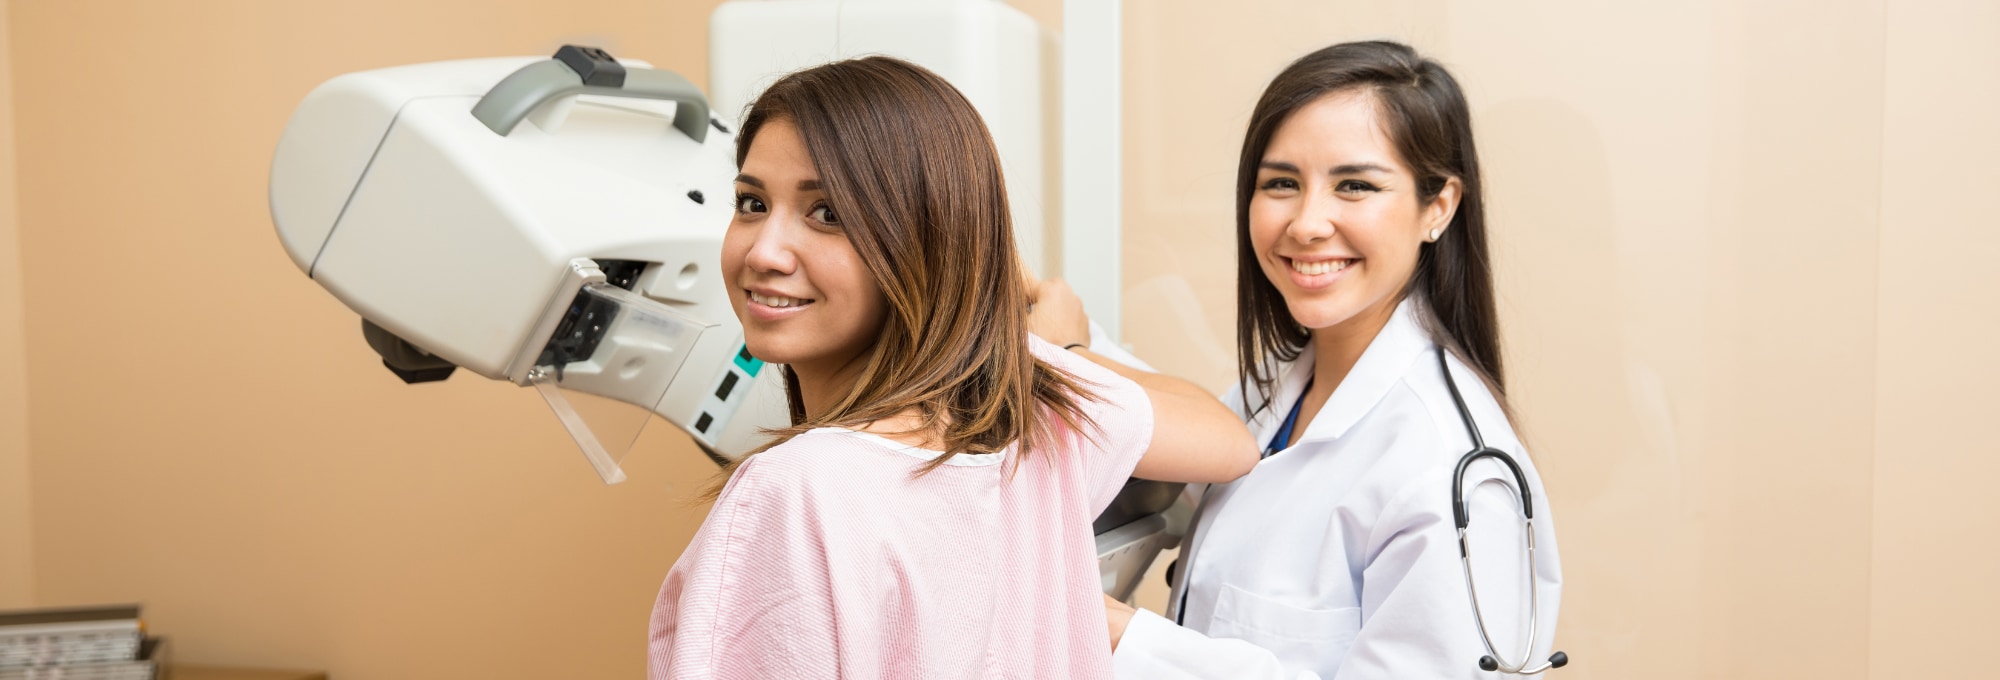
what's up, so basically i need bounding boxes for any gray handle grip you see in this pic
[471,59,710,143]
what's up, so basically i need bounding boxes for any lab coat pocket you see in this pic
[1210,583,1362,671]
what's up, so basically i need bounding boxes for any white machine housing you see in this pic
[270,54,788,468]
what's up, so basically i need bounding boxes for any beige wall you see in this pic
[0,0,32,612]
[1119,0,1994,678]
[7,0,1994,678]
[1871,1,2000,677]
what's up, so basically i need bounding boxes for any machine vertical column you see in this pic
[1061,0,1121,341]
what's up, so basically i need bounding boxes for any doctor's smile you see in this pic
[1280,256,1357,289]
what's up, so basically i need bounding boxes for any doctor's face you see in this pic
[1248,90,1459,334]
[723,118,889,377]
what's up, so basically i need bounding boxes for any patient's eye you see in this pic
[809,203,840,226]
[735,194,767,215]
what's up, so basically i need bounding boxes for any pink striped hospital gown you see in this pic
[648,338,1154,679]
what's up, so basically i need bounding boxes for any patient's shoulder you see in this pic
[721,428,909,497]
[730,431,839,482]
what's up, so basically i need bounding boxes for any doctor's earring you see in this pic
[1427,228,1442,241]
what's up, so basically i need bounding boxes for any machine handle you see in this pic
[471,45,709,143]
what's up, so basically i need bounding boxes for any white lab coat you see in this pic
[1112,300,1562,679]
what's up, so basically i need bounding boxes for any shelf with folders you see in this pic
[0,605,163,680]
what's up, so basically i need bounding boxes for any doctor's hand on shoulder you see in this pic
[1025,276,1258,484]
[1024,275,1091,349]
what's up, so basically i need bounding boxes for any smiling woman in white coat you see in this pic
[1041,41,1563,679]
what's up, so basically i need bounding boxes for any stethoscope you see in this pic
[1171,349,1569,675]
[1437,349,1569,675]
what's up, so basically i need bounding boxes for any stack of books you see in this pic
[0,605,162,680]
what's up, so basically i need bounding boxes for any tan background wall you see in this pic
[1870,0,1999,676]
[2,0,1992,678]
[0,0,31,612]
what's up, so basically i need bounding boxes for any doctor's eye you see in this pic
[734,194,767,215]
[1260,177,1300,193]
[809,203,840,226]
[1335,179,1381,195]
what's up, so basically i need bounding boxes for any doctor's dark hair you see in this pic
[706,56,1098,492]
[1236,41,1505,413]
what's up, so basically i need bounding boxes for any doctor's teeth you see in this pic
[751,292,810,308]
[1291,259,1349,276]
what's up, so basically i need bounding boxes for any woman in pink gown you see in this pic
[647,57,1260,679]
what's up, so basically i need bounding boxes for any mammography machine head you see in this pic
[270,46,786,482]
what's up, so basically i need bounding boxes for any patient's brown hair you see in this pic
[708,56,1097,491]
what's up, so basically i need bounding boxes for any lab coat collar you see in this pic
[1271,298,1435,446]
[1244,341,1314,443]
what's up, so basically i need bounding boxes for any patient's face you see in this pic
[723,119,889,383]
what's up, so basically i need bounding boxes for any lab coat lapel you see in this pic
[1244,349,1316,448]
[1294,299,1433,444]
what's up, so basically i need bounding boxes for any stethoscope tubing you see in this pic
[1458,516,1548,673]
[1439,349,1564,675]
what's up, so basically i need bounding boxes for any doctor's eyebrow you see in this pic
[1330,162,1394,175]
[1258,161,1395,176]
